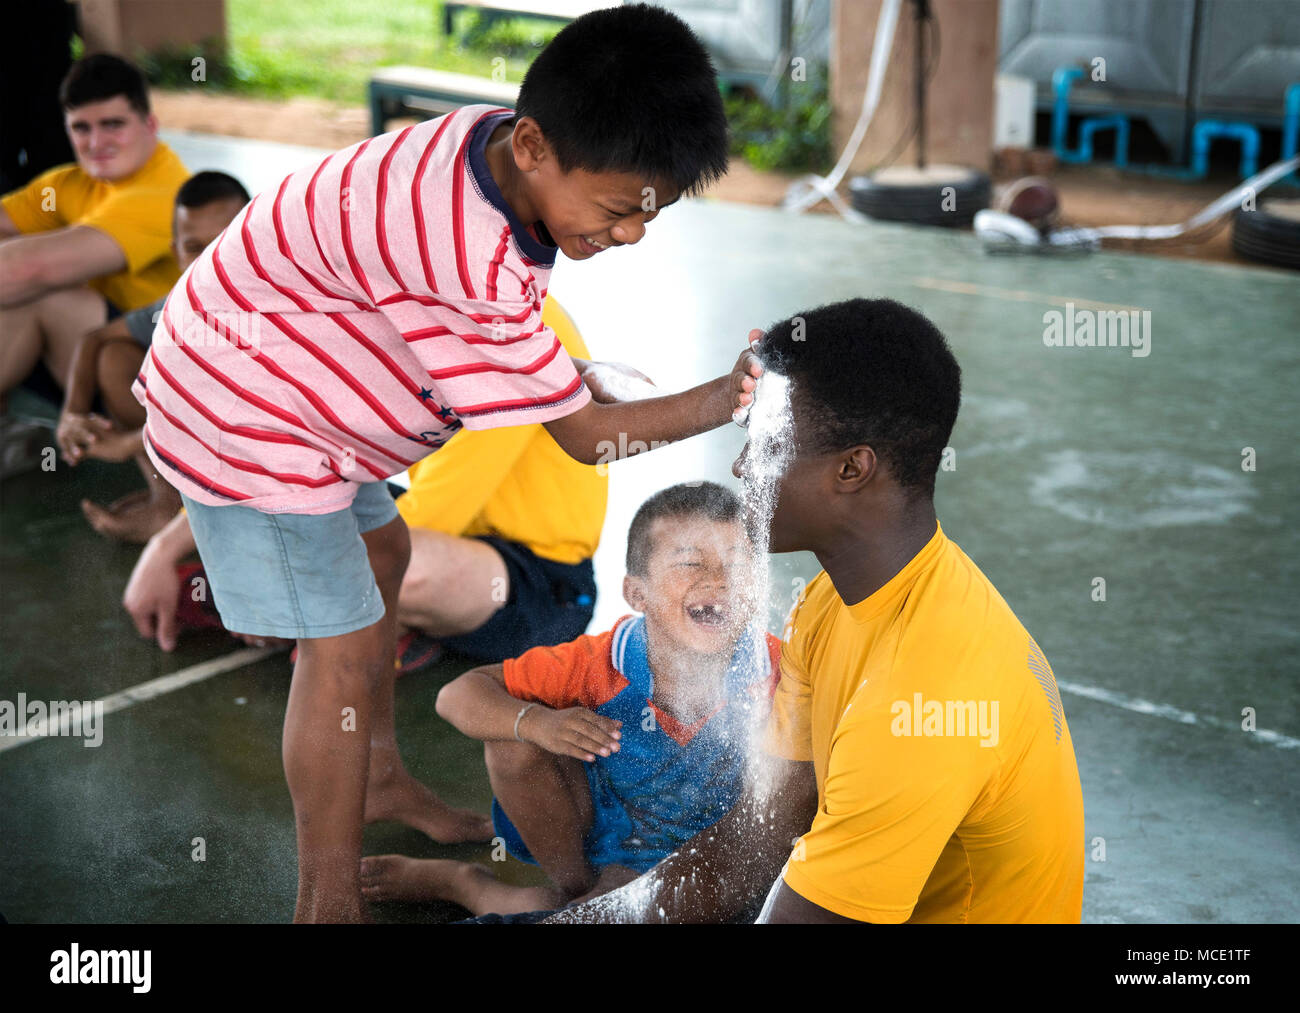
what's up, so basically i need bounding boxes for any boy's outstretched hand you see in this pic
[728,328,765,425]
[518,704,622,762]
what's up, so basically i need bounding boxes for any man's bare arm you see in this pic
[542,379,731,466]
[0,225,126,306]
[0,205,20,240]
[545,756,818,923]
[543,338,762,466]
[758,881,860,923]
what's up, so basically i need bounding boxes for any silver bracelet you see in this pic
[514,703,538,742]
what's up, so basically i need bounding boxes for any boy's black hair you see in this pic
[626,481,742,576]
[515,3,729,198]
[59,54,150,116]
[176,171,251,210]
[757,298,961,498]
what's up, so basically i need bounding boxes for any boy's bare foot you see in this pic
[363,769,494,844]
[359,855,487,903]
[360,855,566,915]
[81,489,179,544]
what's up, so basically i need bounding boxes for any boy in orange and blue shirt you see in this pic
[360,482,781,917]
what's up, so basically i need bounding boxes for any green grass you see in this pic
[133,0,831,172]
[139,0,559,103]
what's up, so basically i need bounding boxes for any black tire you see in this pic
[849,166,991,227]
[1232,199,1300,270]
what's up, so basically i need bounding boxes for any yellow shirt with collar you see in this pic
[766,523,1084,923]
[2,139,189,311]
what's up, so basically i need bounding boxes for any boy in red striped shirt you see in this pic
[131,4,762,921]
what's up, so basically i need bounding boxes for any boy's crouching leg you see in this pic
[285,619,392,923]
[485,739,598,899]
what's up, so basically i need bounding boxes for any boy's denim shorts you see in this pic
[180,481,401,640]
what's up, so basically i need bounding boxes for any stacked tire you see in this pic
[1232,199,1300,270]
[849,165,991,227]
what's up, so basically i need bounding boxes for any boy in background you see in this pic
[57,171,250,542]
[361,482,781,916]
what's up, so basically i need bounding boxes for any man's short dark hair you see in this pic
[626,481,742,576]
[59,54,150,117]
[515,3,729,198]
[757,298,961,498]
[176,171,251,210]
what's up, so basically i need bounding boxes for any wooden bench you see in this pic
[369,1,781,135]
[369,66,520,134]
[441,0,615,38]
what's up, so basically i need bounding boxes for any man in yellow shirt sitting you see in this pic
[552,297,1085,924]
[390,298,607,671]
[0,53,188,425]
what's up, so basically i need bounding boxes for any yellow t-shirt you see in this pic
[766,523,1084,923]
[1,140,189,311]
[395,298,608,565]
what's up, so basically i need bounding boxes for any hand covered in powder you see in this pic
[729,329,766,426]
[579,359,659,404]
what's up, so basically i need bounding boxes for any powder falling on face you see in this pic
[741,369,794,573]
[562,372,798,923]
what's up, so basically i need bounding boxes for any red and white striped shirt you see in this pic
[133,105,589,514]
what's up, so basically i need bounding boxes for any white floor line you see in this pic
[0,646,277,753]
[4,650,1295,755]
[1057,679,1300,751]
[910,276,1147,313]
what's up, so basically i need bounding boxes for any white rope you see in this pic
[782,0,904,218]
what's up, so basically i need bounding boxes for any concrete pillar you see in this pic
[78,0,227,57]
[831,0,999,174]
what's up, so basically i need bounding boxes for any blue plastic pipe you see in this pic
[1052,66,1130,166]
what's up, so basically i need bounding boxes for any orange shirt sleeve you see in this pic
[502,628,625,710]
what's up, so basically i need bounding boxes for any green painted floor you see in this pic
[2,133,1297,922]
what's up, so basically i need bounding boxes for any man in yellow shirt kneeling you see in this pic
[551,297,1085,924]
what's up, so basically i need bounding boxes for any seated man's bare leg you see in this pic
[0,291,86,411]
[397,526,509,636]
[485,738,598,898]
[358,856,565,915]
[36,286,111,395]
